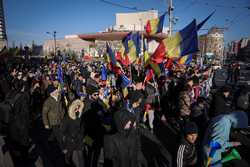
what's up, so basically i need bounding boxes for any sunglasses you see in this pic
[93,93,99,96]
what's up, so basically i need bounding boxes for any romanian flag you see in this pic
[144,69,154,84]
[106,43,122,74]
[178,54,192,65]
[143,40,161,77]
[123,32,141,63]
[116,46,130,66]
[151,41,166,63]
[146,13,166,35]
[165,58,173,70]
[107,43,117,67]
[152,19,199,59]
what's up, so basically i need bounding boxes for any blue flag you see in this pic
[57,65,64,85]
[101,64,107,81]
[121,73,131,88]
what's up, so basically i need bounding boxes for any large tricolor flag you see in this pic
[146,13,166,35]
[152,19,199,59]
[123,32,141,63]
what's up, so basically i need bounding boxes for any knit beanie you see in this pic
[184,122,198,135]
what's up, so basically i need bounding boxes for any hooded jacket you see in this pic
[61,99,85,152]
[104,109,172,167]
[210,91,232,117]
[202,111,248,165]
[104,109,141,167]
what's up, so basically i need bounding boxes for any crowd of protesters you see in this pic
[0,51,250,167]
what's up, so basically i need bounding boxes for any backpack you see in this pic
[0,93,22,124]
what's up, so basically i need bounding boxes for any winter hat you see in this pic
[128,90,144,104]
[184,122,198,135]
[47,84,57,94]
[86,85,99,95]
[221,85,231,93]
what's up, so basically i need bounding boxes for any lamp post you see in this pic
[46,31,57,56]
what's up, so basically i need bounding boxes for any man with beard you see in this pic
[104,109,172,167]
[84,85,106,167]
[42,85,65,144]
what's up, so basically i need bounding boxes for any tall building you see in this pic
[0,0,7,50]
[198,27,224,63]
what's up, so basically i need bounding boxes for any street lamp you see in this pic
[46,31,57,56]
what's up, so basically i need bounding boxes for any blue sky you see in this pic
[4,0,250,46]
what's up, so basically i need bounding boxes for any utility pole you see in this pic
[53,31,57,56]
[168,0,173,36]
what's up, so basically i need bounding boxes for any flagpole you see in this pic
[152,74,161,107]
[168,0,173,36]
[140,19,144,69]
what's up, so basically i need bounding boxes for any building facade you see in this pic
[106,10,169,33]
[237,38,250,61]
[0,0,7,50]
[198,27,224,63]
[43,35,94,57]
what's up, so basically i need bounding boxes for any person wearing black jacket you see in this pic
[176,122,198,167]
[7,79,31,157]
[61,99,85,167]
[126,90,145,123]
[210,86,232,117]
[84,85,106,167]
[104,109,172,167]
